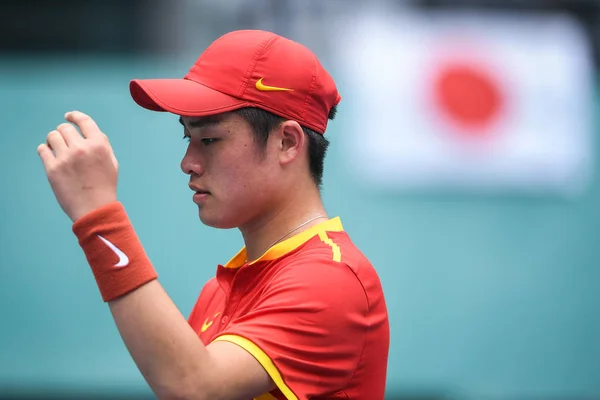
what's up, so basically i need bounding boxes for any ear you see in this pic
[276,120,305,166]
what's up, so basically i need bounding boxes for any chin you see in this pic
[197,208,239,230]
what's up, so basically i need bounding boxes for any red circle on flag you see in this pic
[433,62,504,135]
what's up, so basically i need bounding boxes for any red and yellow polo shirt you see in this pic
[188,217,390,400]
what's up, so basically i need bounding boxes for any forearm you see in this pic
[109,279,211,399]
[71,202,214,399]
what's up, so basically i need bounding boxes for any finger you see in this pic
[56,122,83,147]
[37,143,56,170]
[64,110,101,139]
[46,130,67,155]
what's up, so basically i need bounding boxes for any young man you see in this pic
[37,30,390,400]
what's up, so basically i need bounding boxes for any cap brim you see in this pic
[129,78,249,116]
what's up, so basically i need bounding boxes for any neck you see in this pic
[240,185,328,262]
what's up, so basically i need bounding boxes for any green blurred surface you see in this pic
[1,56,599,399]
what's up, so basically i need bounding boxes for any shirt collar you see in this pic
[223,217,344,269]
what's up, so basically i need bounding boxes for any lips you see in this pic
[189,184,210,194]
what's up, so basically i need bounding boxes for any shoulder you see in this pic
[266,230,386,320]
[281,230,379,286]
[264,234,372,313]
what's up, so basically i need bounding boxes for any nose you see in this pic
[180,145,204,176]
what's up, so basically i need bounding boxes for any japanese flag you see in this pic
[335,10,595,196]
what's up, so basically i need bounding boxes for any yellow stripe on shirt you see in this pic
[213,334,299,400]
[318,231,341,262]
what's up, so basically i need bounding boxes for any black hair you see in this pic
[233,105,337,189]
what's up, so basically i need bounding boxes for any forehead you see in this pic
[179,113,247,130]
[179,114,222,128]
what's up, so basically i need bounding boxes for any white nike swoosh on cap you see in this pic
[97,235,129,267]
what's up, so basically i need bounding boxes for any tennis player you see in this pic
[38,30,390,400]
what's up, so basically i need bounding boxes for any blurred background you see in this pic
[1,0,600,399]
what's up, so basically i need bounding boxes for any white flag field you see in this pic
[335,11,595,197]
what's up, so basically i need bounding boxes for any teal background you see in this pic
[1,56,599,399]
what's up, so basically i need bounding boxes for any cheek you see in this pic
[220,153,277,199]
[234,163,273,194]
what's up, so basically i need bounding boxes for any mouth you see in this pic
[190,185,211,204]
[189,184,211,195]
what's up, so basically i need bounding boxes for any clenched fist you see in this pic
[38,111,119,222]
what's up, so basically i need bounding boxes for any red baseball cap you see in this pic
[129,30,341,134]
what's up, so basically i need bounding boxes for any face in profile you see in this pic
[179,113,283,229]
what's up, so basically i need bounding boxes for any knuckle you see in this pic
[89,140,102,150]
[94,137,110,150]
[73,147,87,157]
[46,130,59,139]
[46,162,59,175]
[56,123,70,131]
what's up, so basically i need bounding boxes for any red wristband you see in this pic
[72,201,158,302]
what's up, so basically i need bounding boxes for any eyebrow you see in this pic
[178,115,223,129]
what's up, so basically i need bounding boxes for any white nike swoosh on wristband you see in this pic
[97,235,130,267]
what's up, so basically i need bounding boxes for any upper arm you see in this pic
[203,340,275,400]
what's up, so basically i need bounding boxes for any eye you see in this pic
[201,138,218,145]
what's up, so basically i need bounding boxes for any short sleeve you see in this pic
[212,257,369,400]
